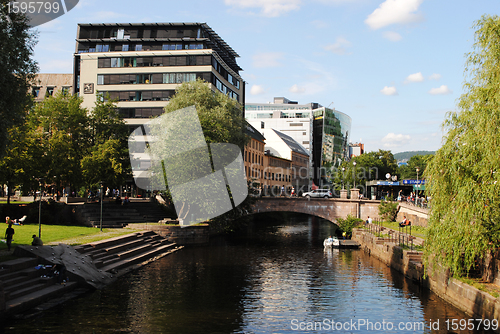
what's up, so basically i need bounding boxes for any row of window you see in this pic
[244,151,263,165]
[101,90,175,102]
[98,55,212,68]
[78,27,202,40]
[245,168,291,183]
[97,72,210,85]
[79,42,205,54]
[96,55,241,92]
[32,86,71,98]
[98,76,239,103]
[119,108,164,119]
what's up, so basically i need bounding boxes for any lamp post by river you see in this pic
[99,181,104,232]
[352,161,357,189]
[342,167,345,190]
[416,167,420,196]
[37,178,44,238]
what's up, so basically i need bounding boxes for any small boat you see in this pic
[323,237,340,248]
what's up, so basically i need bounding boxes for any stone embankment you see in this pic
[0,231,182,319]
[352,227,500,324]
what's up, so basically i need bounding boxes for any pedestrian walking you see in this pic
[5,223,14,251]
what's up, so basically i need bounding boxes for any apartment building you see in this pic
[73,23,244,131]
[244,123,266,194]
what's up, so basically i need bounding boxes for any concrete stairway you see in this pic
[73,231,182,276]
[0,258,78,315]
[73,201,171,228]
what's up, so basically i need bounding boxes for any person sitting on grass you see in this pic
[32,234,43,246]
[399,216,411,227]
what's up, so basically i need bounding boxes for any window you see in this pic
[117,28,124,39]
[122,44,129,51]
[46,87,55,96]
[97,75,104,85]
[32,87,41,97]
[96,44,109,52]
[135,44,142,51]
[261,121,264,129]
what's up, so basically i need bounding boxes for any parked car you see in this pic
[302,189,333,199]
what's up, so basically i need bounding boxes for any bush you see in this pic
[378,200,399,221]
[336,214,363,237]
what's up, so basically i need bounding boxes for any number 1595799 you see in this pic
[7,2,60,14]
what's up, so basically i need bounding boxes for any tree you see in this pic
[424,15,500,278]
[333,150,397,190]
[0,1,38,156]
[398,154,433,180]
[146,79,249,225]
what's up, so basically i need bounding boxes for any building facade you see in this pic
[245,97,316,152]
[263,153,292,197]
[32,74,73,102]
[246,97,351,188]
[73,23,245,196]
[244,123,266,192]
[261,128,309,193]
[73,23,244,131]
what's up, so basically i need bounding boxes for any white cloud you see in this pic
[224,0,301,17]
[250,85,265,95]
[324,37,352,55]
[252,52,284,68]
[429,73,441,80]
[429,85,452,95]
[365,0,424,30]
[405,72,424,83]
[381,86,398,96]
[289,84,306,94]
[382,31,402,41]
[382,133,411,148]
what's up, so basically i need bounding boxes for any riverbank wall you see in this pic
[352,228,500,323]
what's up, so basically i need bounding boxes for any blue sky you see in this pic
[33,0,499,153]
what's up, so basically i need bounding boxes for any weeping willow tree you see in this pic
[424,15,500,278]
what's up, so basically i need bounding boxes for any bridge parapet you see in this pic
[251,197,380,223]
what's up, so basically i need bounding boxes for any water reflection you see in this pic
[2,214,496,333]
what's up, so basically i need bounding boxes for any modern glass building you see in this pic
[312,107,351,186]
[246,98,351,188]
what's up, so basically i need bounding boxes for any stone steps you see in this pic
[75,231,181,276]
[0,257,79,315]
[74,201,171,228]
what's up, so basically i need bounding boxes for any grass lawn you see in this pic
[0,224,144,251]
[369,221,427,240]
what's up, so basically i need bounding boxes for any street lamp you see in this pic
[342,167,345,190]
[99,181,104,232]
[37,178,44,239]
[352,161,357,189]
[416,167,420,196]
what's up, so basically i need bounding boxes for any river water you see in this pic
[3,214,498,333]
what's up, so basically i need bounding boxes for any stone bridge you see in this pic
[250,197,381,224]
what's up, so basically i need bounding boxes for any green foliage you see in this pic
[148,79,250,226]
[336,214,363,236]
[163,79,247,147]
[424,15,500,277]
[333,150,397,189]
[0,1,38,157]
[398,154,434,180]
[378,200,399,222]
[0,92,130,192]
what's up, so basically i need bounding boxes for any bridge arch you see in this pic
[250,198,381,224]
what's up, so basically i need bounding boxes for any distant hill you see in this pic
[393,151,435,161]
